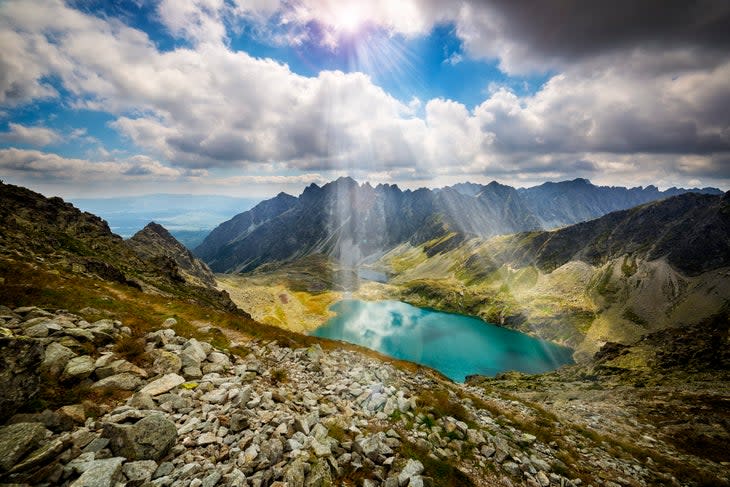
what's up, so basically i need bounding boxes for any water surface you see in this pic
[312,299,574,382]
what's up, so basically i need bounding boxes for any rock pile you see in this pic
[0,305,666,486]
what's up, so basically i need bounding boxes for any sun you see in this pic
[330,3,365,33]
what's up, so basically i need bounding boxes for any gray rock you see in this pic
[148,349,182,375]
[9,436,65,473]
[91,373,143,391]
[61,355,95,381]
[284,458,306,487]
[0,337,44,422]
[122,460,158,483]
[104,414,177,461]
[408,477,425,487]
[311,438,331,457]
[24,322,51,337]
[0,422,48,471]
[82,438,110,454]
[162,317,177,328]
[398,459,424,486]
[96,359,148,379]
[356,432,393,462]
[202,470,222,487]
[536,471,550,487]
[138,373,185,396]
[305,458,332,487]
[70,457,124,487]
[153,461,174,479]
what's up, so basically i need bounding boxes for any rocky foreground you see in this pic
[1,305,727,487]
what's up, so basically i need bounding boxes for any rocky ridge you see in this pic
[127,223,217,288]
[194,177,721,273]
[2,304,727,487]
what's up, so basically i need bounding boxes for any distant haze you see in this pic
[71,194,258,248]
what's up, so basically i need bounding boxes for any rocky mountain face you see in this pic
[0,182,238,313]
[127,222,217,288]
[382,191,730,358]
[196,177,720,273]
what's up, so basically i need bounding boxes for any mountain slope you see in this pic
[197,177,721,273]
[381,192,730,359]
[127,222,216,288]
[0,182,239,313]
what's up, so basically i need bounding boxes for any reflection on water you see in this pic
[311,300,574,382]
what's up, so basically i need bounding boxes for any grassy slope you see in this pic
[378,237,730,360]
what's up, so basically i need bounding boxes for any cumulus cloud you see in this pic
[0,123,62,146]
[0,147,185,181]
[0,0,728,190]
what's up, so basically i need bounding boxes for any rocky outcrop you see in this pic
[0,335,44,422]
[127,222,217,288]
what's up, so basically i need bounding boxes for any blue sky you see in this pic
[0,0,728,198]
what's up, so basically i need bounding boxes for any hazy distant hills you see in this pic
[71,194,258,248]
[196,177,722,273]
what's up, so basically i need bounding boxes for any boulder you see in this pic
[41,342,77,377]
[61,355,95,381]
[104,414,177,461]
[0,337,44,422]
[0,422,48,471]
[70,457,124,487]
[148,349,182,375]
[95,359,148,379]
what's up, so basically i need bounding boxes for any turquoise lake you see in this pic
[311,299,574,382]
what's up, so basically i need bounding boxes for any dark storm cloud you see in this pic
[477,0,730,61]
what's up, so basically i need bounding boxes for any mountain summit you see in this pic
[196,178,721,273]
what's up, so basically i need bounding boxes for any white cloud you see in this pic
[0,0,728,192]
[0,122,62,146]
[0,147,184,181]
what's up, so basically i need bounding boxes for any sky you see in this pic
[0,0,729,198]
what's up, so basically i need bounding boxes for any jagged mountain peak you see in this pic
[195,177,724,273]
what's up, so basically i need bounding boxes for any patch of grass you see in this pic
[399,439,476,487]
[417,389,471,424]
[113,335,147,364]
[270,367,288,384]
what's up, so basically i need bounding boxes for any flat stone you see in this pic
[70,457,124,487]
[138,373,185,396]
[122,460,158,483]
[197,432,218,446]
[9,436,65,473]
[91,373,143,391]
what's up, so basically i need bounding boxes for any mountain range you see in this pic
[195,177,722,273]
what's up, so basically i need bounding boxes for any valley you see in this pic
[1,180,728,487]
